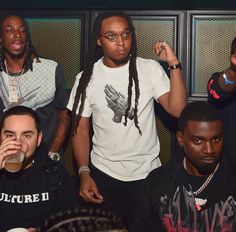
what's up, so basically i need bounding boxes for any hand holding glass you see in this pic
[5,139,28,173]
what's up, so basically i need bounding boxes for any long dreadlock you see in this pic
[72,11,142,135]
[0,14,40,73]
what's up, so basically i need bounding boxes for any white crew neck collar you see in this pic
[99,57,130,71]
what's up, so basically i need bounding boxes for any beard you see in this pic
[196,163,218,175]
[187,156,221,176]
[3,47,26,60]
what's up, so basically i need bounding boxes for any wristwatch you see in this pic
[48,151,60,161]
[168,63,182,70]
[223,73,236,86]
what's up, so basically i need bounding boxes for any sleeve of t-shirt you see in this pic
[54,64,70,109]
[206,72,236,110]
[67,72,92,117]
[207,72,232,102]
[146,60,170,102]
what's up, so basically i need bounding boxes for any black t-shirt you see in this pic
[132,151,236,232]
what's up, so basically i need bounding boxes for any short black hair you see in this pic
[0,106,41,132]
[178,101,222,133]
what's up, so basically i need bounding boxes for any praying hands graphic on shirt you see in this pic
[104,84,134,123]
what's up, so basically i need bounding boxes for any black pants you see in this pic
[86,164,144,229]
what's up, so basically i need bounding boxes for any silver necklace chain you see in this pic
[4,60,25,102]
[183,157,219,196]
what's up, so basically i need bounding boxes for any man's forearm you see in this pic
[72,117,91,172]
[49,109,71,153]
[168,60,187,117]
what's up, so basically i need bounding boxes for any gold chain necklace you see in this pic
[183,157,219,196]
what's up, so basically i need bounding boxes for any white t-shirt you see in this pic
[67,57,170,181]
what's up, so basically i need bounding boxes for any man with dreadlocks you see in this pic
[0,15,70,161]
[67,11,186,228]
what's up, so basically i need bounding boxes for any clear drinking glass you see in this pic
[4,139,28,173]
[4,150,25,173]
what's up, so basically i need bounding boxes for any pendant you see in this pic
[9,84,19,103]
[195,197,207,211]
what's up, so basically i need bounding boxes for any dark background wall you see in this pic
[1,0,236,10]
